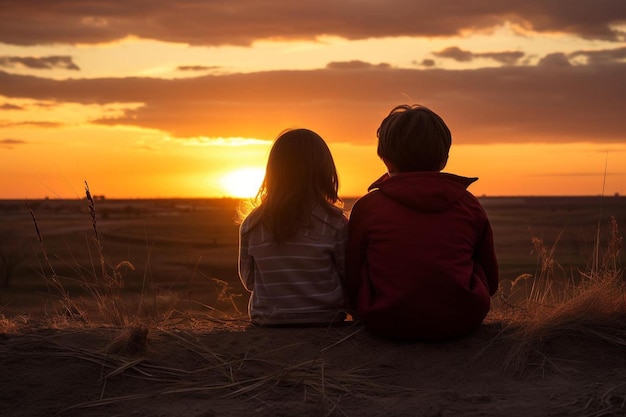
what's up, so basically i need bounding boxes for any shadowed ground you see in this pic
[2,318,626,417]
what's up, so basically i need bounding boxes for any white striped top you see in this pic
[238,205,348,325]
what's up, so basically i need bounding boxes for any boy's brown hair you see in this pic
[377,104,452,172]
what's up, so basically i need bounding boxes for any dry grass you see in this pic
[20,182,244,352]
[16,323,397,415]
[12,182,251,357]
[495,216,625,376]
[0,313,29,333]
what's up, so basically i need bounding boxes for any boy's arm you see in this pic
[345,203,368,308]
[333,215,349,282]
[476,220,499,296]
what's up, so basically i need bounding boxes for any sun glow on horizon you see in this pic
[220,167,265,198]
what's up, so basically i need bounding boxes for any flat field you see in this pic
[1,196,626,417]
[1,196,625,317]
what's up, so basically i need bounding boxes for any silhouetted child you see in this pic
[238,128,348,325]
[346,104,499,340]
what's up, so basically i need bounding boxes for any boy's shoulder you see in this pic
[349,190,389,219]
[352,188,385,207]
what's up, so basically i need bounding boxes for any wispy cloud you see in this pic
[569,46,626,64]
[0,56,80,70]
[0,102,23,110]
[0,138,27,149]
[433,47,525,65]
[177,65,222,72]
[0,120,64,128]
[176,137,272,147]
[326,61,391,70]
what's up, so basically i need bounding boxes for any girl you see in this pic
[238,128,348,326]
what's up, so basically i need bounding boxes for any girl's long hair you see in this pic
[251,128,342,242]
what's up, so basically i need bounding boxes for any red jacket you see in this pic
[346,172,499,340]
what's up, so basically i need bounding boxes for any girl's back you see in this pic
[240,205,347,325]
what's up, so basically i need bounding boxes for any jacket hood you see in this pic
[368,172,478,212]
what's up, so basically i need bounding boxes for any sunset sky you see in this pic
[1,1,625,199]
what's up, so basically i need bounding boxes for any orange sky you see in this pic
[1,1,625,199]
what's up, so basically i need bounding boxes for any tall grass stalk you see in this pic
[28,202,85,321]
[83,181,131,326]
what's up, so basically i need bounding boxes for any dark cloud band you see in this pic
[1,60,624,145]
[0,0,624,46]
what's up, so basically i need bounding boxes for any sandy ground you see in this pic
[2,316,626,417]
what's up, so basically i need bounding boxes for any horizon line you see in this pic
[1,194,623,201]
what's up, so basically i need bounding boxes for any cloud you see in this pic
[0,61,624,145]
[433,47,525,65]
[434,47,475,62]
[177,65,221,72]
[479,51,526,65]
[0,120,65,128]
[0,103,23,110]
[569,46,626,64]
[0,1,624,46]
[132,144,158,152]
[0,138,27,149]
[175,137,272,147]
[0,56,80,70]
[326,61,391,70]
[418,59,436,68]
[538,53,572,67]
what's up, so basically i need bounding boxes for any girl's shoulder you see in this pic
[311,204,348,230]
[240,207,262,234]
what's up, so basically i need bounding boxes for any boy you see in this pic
[346,104,499,340]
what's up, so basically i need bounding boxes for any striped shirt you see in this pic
[238,205,348,325]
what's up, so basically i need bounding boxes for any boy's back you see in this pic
[347,171,498,340]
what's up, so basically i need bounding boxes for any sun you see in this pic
[220,167,265,198]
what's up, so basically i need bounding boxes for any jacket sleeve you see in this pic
[476,219,499,296]
[333,215,349,283]
[238,222,254,292]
